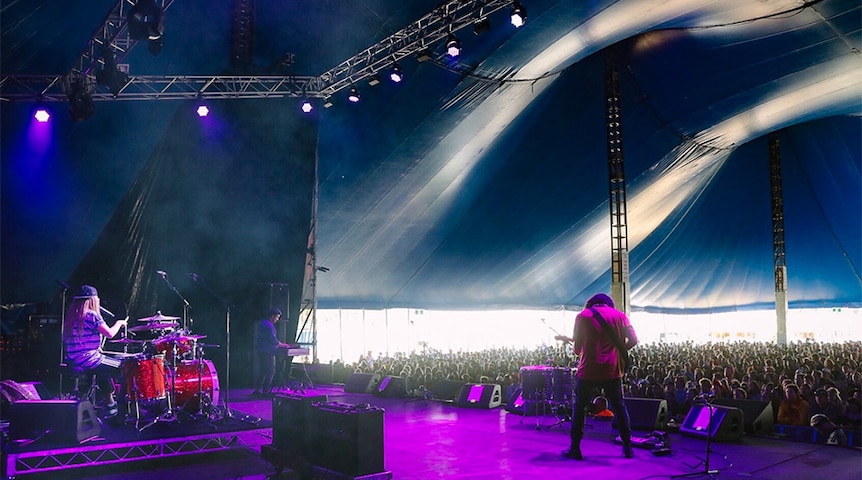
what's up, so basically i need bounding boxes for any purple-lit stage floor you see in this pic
[5,384,860,480]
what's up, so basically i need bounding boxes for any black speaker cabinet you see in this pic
[374,376,407,398]
[680,404,744,442]
[308,402,385,477]
[296,363,334,384]
[613,398,668,431]
[711,398,774,436]
[9,399,100,443]
[456,383,502,408]
[504,388,540,416]
[343,373,381,393]
[429,379,465,401]
[272,392,328,454]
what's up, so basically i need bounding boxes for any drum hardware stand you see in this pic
[186,344,217,421]
[138,344,184,431]
[532,389,549,430]
[542,371,574,430]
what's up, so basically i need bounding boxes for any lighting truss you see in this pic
[73,0,177,77]
[1,0,519,103]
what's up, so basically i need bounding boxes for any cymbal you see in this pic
[129,322,179,332]
[137,312,181,322]
[109,338,145,344]
[181,334,207,340]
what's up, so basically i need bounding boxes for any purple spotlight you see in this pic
[34,108,51,123]
[196,105,210,117]
[301,100,313,113]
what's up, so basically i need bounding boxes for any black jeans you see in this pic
[570,377,632,445]
[255,352,276,393]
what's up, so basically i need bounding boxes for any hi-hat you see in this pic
[137,312,180,322]
[129,322,179,332]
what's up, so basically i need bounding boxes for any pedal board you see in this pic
[614,431,672,456]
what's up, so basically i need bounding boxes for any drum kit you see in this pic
[519,365,575,427]
[105,311,220,430]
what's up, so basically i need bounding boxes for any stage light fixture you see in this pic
[323,97,334,108]
[347,86,360,103]
[446,34,462,57]
[66,77,95,122]
[389,63,404,83]
[473,18,491,35]
[368,74,381,86]
[416,48,432,62]
[196,105,210,117]
[34,108,51,123]
[511,2,527,28]
[301,100,314,113]
[95,45,128,97]
[127,0,165,41]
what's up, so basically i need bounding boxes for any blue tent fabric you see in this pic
[1,0,860,313]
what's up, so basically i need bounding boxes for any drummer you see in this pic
[63,285,128,420]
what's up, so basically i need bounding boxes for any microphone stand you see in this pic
[56,281,69,393]
[189,274,258,425]
[673,395,720,479]
[157,272,192,331]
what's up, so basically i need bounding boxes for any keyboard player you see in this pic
[253,308,289,398]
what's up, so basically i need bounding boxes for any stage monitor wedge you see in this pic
[680,403,744,442]
[457,383,502,409]
[344,373,380,393]
[9,399,100,443]
[711,398,774,436]
[374,376,407,398]
[613,398,668,431]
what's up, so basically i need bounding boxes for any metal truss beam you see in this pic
[73,0,178,77]
[313,0,515,98]
[1,74,322,101]
[4,432,244,477]
[1,0,517,103]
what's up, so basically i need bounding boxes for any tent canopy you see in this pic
[2,0,860,315]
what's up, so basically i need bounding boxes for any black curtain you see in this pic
[68,98,318,387]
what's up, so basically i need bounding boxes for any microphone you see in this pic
[187,272,199,281]
[100,306,116,317]
[156,270,167,277]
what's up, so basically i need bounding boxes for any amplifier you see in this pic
[308,402,385,477]
[272,392,328,454]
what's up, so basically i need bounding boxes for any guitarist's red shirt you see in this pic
[572,304,637,381]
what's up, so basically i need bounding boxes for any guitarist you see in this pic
[556,293,638,460]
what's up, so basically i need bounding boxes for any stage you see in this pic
[2,384,860,479]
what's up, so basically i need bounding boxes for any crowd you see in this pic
[341,340,862,437]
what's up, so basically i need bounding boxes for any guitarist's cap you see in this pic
[585,293,614,309]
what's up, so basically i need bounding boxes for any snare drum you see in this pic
[122,354,167,403]
[170,359,220,413]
